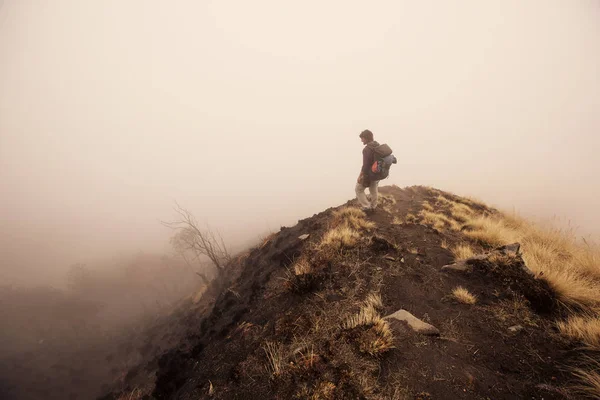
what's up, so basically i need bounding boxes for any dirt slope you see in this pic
[101,185,577,400]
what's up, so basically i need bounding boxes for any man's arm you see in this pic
[358,147,372,183]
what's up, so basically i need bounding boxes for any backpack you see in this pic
[370,143,397,180]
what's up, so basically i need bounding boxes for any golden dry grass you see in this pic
[432,190,600,396]
[117,388,143,400]
[452,243,475,260]
[263,341,285,377]
[343,303,394,355]
[320,226,360,250]
[419,210,451,230]
[440,240,449,249]
[332,207,376,231]
[463,215,522,246]
[573,365,600,399]
[311,381,337,400]
[422,201,434,212]
[436,195,452,205]
[452,286,477,304]
[293,259,312,276]
[363,293,383,310]
[419,210,462,231]
[557,316,600,350]
[459,212,600,310]
[343,304,381,330]
[392,216,403,225]
[405,213,418,223]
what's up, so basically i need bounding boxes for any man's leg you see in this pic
[368,180,380,209]
[355,182,371,208]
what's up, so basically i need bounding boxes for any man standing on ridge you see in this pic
[356,129,381,211]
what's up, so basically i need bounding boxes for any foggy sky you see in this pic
[1,0,599,287]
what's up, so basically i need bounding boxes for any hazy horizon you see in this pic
[1,0,599,288]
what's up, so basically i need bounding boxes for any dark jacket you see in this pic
[360,141,380,184]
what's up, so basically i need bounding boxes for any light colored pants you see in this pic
[355,180,379,209]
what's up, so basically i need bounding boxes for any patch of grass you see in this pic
[392,216,404,225]
[363,293,383,310]
[422,201,434,212]
[436,195,452,205]
[320,226,360,250]
[311,381,337,400]
[343,303,394,355]
[491,296,538,327]
[557,316,600,350]
[419,210,462,231]
[405,213,418,223]
[343,304,381,330]
[284,259,316,292]
[452,286,477,304]
[117,388,143,400]
[573,363,600,399]
[419,210,452,230]
[463,215,522,246]
[332,207,376,231]
[263,341,285,377]
[452,243,475,260]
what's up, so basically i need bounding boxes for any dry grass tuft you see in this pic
[557,316,600,350]
[463,215,522,247]
[359,320,395,355]
[320,226,360,250]
[117,388,143,400]
[436,195,452,205]
[364,293,383,310]
[419,210,462,231]
[284,259,316,292]
[263,341,285,377]
[293,259,312,276]
[309,381,337,400]
[405,213,418,223]
[343,305,381,330]
[440,240,449,249]
[392,216,404,225]
[422,201,434,212]
[452,243,475,260]
[452,286,477,304]
[332,207,376,231]
[450,202,474,222]
[573,364,600,399]
[419,210,451,230]
[343,302,394,355]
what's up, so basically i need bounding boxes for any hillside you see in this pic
[101,185,600,400]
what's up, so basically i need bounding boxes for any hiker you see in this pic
[356,129,396,211]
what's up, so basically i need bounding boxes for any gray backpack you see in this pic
[370,143,397,179]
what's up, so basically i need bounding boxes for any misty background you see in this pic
[1,0,599,288]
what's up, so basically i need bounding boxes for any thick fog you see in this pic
[1,0,599,288]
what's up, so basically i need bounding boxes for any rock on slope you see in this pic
[101,186,576,400]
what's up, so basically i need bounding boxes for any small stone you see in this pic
[501,243,521,256]
[400,257,405,263]
[298,234,310,241]
[441,261,472,273]
[508,325,523,333]
[385,309,440,336]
